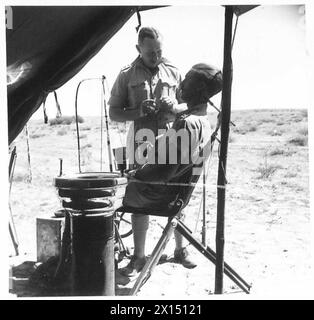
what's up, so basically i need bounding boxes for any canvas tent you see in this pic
[6,5,257,145]
[6,6,159,144]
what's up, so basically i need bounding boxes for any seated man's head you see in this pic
[180,63,223,107]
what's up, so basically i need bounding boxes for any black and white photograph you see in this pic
[2,0,314,301]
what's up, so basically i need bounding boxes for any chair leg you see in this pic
[114,223,127,254]
[130,215,178,296]
[176,219,251,294]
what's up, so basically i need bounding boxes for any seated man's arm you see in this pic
[172,76,188,114]
[158,73,188,115]
[172,103,188,114]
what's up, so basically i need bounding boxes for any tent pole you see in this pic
[215,5,234,294]
[101,76,113,173]
[25,124,32,183]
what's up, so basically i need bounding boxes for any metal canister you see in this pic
[69,209,115,296]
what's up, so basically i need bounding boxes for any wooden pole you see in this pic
[75,80,83,173]
[9,146,19,255]
[202,164,207,246]
[100,79,104,171]
[25,125,32,183]
[53,91,62,118]
[43,96,48,124]
[102,76,113,173]
[215,6,234,294]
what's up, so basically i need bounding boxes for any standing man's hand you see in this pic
[141,99,159,116]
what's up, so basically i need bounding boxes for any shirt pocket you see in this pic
[128,79,150,109]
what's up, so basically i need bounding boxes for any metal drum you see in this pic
[54,172,127,296]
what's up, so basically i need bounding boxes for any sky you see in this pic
[35,4,309,120]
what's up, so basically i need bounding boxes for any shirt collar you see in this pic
[190,103,208,115]
[176,103,208,119]
[134,55,165,73]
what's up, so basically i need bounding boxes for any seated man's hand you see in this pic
[158,96,174,112]
[125,169,137,179]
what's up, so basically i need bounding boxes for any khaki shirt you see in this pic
[109,56,181,135]
[123,103,212,209]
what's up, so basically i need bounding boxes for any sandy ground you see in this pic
[8,108,312,298]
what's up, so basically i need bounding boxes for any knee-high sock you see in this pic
[131,214,149,258]
[174,229,184,250]
[174,212,185,250]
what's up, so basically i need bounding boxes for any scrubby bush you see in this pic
[82,143,92,149]
[256,163,282,179]
[297,125,308,136]
[57,128,67,136]
[268,129,283,136]
[268,148,285,156]
[13,173,30,182]
[255,153,283,179]
[29,132,46,139]
[258,118,275,124]
[248,125,257,132]
[49,115,84,126]
[80,126,91,131]
[287,135,308,146]
[233,123,257,135]
[300,109,308,118]
[290,116,303,122]
[268,147,294,157]
[284,172,298,178]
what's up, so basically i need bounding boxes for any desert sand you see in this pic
[8,108,311,298]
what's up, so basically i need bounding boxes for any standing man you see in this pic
[109,27,193,275]
[109,26,183,133]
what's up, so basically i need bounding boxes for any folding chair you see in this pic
[115,165,251,295]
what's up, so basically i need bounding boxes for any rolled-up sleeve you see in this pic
[110,71,128,105]
[109,71,128,118]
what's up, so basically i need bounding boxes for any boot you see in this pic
[174,248,197,269]
[119,255,147,277]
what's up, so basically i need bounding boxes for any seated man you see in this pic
[120,63,223,275]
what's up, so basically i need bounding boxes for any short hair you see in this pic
[191,63,223,98]
[138,27,162,44]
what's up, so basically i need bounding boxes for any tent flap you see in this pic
[232,5,259,16]
[6,5,259,144]
[6,6,138,144]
